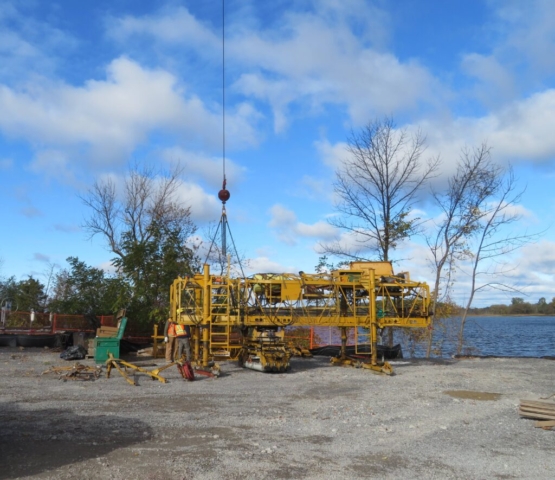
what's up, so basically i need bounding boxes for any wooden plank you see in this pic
[520,405,555,414]
[520,399,555,409]
[519,409,555,420]
[534,420,555,428]
[520,406,555,415]
[519,408,555,417]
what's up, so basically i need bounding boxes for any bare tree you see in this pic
[81,163,199,327]
[426,144,503,356]
[456,167,534,355]
[82,163,195,262]
[321,117,440,262]
[41,262,59,310]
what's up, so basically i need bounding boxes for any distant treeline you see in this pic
[462,297,555,316]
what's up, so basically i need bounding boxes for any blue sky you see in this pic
[1,0,555,307]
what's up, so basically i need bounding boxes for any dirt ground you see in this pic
[0,347,554,479]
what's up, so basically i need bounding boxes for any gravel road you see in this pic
[0,347,554,479]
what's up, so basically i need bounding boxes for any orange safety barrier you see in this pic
[285,326,361,349]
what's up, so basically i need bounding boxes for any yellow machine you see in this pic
[169,260,430,374]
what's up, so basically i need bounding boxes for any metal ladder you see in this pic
[209,283,232,355]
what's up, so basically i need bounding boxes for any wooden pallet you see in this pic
[519,398,555,429]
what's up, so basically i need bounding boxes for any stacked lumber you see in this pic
[519,398,555,430]
[96,326,119,337]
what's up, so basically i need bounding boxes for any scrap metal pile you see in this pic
[42,363,102,381]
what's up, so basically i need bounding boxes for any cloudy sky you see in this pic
[1,0,555,307]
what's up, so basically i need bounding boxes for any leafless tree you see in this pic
[41,262,59,310]
[426,144,503,356]
[321,117,440,262]
[456,167,534,355]
[81,163,196,265]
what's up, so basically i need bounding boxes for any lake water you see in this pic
[311,316,555,358]
[405,315,555,358]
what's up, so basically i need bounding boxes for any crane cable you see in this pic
[222,0,226,186]
[218,0,230,205]
[209,0,243,279]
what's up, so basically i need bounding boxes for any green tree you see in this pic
[314,255,348,273]
[488,304,510,315]
[509,297,533,315]
[49,257,129,315]
[113,219,199,325]
[536,297,548,314]
[1,276,47,312]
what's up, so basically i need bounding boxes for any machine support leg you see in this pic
[153,324,159,358]
[202,264,211,368]
[371,321,378,366]
[202,325,210,367]
[194,326,200,363]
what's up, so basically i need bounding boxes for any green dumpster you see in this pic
[93,317,127,363]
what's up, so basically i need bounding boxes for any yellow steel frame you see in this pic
[170,262,430,369]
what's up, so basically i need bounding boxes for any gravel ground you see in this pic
[0,347,554,480]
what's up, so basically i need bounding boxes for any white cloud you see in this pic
[161,147,245,189]
[509,240,555,275]
[107,4,439,133]
[296,175,333,202]
[458,1,555,109]
[461,53,516,106]
[0,3,77,84]
[231,16,438,131]
[487,90,555,162]
[446,238,555,306]
[29,149,75,183]
[97,260,117,274]
[316,228,379,257]
[315,138,349,169]
[176,182,221,223]
[106,6,219,50]
[0,57,260,180]
[245,256,295,275]
[406,89,555,178]
[492,0,555,74]
[269,204,338,246]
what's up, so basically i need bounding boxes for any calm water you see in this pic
[419,315,555,358]
[312,316,555,358]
